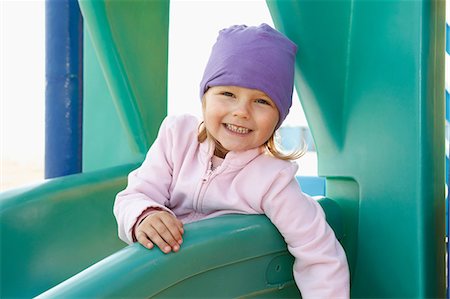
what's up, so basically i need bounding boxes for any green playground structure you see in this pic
[0,0,446,298]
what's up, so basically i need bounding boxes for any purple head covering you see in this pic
[200,23,297,129]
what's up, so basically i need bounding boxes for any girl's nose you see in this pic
[232,101,250,119]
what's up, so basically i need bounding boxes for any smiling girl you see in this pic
[114,23,349,298]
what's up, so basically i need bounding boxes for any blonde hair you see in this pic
[197,122,306,161]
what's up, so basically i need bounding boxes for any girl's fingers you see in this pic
[145,225,173,253]
[176,219,184,235]
[135,230,154,250]
[136,211,184,253]
[160,215,184,245]
[152,219,181,251]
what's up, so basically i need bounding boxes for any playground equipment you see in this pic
[0,0,446,298]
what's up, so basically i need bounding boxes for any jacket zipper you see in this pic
[194,160,218,212]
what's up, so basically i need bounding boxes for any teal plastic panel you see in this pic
[79,0,169,156]
[0,164,136,298]
[83,32,141,172]
[268,0,446,297]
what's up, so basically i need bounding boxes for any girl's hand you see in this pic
[135,211,184,253]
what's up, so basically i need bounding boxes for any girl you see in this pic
[114,23,349,298]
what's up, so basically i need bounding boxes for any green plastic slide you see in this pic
[0,165,341,298]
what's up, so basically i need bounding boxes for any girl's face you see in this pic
[202,85,279,157]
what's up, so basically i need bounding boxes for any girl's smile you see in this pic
[224,123,251,134]
[202,85,279,157]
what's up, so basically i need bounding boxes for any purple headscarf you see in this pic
[200,23,297,129]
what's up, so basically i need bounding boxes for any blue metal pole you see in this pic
[45,0,83,178]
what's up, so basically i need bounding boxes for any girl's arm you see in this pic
[262,165,350,298]
[114,116,178,244]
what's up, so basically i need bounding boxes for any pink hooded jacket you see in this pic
[114,114,349,298]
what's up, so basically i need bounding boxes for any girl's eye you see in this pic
[222,91,234,97]
[256,98,271,105]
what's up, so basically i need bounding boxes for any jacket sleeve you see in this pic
[113,116,178,244]
[261,164,350,299]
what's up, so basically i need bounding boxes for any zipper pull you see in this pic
[202,161,213,181]
[203,169,212,181]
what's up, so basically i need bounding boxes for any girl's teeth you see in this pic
[226,124,249,134]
